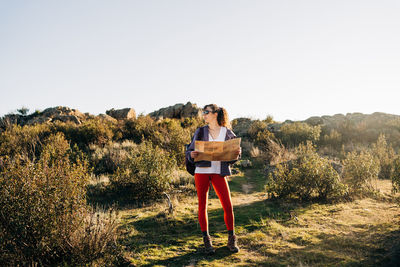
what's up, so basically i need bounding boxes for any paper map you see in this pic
[194,138,241,162]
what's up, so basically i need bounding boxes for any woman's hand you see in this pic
[191,151,200,158]
[234,147,241,156]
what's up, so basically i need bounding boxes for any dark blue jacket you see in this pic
[185,125,240,176]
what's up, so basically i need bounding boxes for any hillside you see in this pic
[2,103,400,130]
[1,103,400,266]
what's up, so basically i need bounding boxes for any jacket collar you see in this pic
[203,125,231,141]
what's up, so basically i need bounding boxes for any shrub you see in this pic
[52,119,115,150]
[90,140,137,175]
[342,150,380,195]
[276,122,321,148]
[263,115,274,124]
[0,133,121,266]
[17,106,29,115]
[169,169,196,194]
[248,120,268,140]
[260,138,294,165]
[156,118,192,167]
[110,141,176,201]
[265,142,347,201]
[180,116,203,131]
[247,120,275,150]
[320,129,342,148]
[121,117,193,168]
[391,157,400,193]
[371,134,396,179]
[250,145,261,158]
[121,115,157,143]
[0,123,52,160]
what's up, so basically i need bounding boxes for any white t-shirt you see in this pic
[195,126,227,174]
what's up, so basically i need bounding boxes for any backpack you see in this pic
[185,127,204,175]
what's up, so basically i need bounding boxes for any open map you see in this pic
[194,138,241,162]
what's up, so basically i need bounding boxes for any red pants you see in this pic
[194,173,234,232]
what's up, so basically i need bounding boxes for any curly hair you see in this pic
[203,104,231,129]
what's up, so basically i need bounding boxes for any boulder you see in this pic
[41,106,86,120]
[24,106,88,125]
[149,102,202,119]
[52,115,81,124]
[97,114,118,123]
[106,108,136,120]
[25,116,52,125]
[181,102,202,118]
[305,116,324,126]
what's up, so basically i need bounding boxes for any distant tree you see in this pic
[263,115,274,124]
[17,106,29,115]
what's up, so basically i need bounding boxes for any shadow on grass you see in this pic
[259,226,400,267]
[121,198,309,266]
[121,195,400,266]
[141,246,239,267]
[86,183,197,211]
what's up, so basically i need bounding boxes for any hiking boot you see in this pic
[227,234,239,252]
[203,235,215,255]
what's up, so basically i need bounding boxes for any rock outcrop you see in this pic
[27,106,87,125]
[106,108,136,120]
[149,102,202,120]
[0,106,90,129]
[97,114,118,123]
[267,112,400,134]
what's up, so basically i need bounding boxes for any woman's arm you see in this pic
[185,128,200,164]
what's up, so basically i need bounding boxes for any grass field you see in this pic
[117,163,400,266]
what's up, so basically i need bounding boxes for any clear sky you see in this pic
[1,0,399,122]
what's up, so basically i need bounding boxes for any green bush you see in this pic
[90,140,137,175]
[391,157,400,193]
[266,142,347,201]
[121,116,193,168]
[180,116,203,131]
[371,134,396,179]
[248,120,268,140]
[0,133,121,266]
[326,116,400,151]
[52,119,115,150]
[156,118,192,167]
[276,122,321,148]
[121,115,157,143]
[320,129,342,148]
[0,123,52,160]
[342,150,380,195]
[259,137,293,165]
[110,141,176,201]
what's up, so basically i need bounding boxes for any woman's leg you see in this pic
[210,174,234,231]
[194,173,211,232]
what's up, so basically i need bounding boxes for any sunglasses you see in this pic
[202,110,215,115]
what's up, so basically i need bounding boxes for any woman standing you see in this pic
[185,104,241,254]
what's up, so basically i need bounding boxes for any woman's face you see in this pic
[202,107,218,124]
